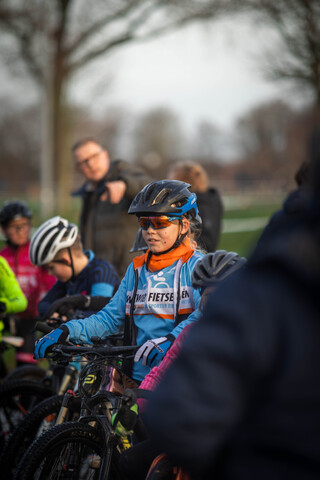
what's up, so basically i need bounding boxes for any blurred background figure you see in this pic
[71,137,151,277]
[0,200,56,366]
[129,227,148,254]
[168,162,223,252]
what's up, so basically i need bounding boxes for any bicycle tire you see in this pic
[14,421,124,480]
[0,379,54,447]
[4,364,46,382]
[0,394,80,477]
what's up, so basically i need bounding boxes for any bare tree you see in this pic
[134,106,183,178]
[241,0,320,116]
[192,120,220,162]
[236,100,293,158]
[0,0,232,213]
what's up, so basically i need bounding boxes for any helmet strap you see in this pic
[67,246,76,281]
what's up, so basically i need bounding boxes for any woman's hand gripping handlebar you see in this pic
[34,322,70,360]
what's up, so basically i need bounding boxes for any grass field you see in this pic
[218,195,283,258]
[0,194,283,257]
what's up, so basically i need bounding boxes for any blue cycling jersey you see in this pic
[38,250,119,317]
[66,250,203,382]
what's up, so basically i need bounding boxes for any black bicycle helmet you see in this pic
[0,200,32,227]
[29,216,78,266]
[129,228,148,253]
[128,180,201,222]
[192,250,247,289]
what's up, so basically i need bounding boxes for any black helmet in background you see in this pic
[0,200,32,227]
[129,228,148,253]
[192,250,247,291]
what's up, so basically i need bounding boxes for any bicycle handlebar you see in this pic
[35,321,54,335]
[52,343,138,356]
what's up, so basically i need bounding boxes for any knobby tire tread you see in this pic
[0,394,80,476]
[14,422,105,480]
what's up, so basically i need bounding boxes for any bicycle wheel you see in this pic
[4,364,46,382]
[0,394,80,477]
[0,379,53,448]
[14,422,107,480]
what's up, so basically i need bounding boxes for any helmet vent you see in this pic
[151,188,170,206]
[144,184,155,202]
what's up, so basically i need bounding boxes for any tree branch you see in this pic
[67,0,230,74]
[65,0,146,57]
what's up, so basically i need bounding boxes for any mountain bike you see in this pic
[13,340,147,480]
[0,320,81,450]
[0,326,124,477]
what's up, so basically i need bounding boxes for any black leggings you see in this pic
[119,437,164,480]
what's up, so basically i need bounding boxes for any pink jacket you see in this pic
[0,241,56,318]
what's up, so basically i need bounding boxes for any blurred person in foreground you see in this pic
[0,200,56,365]
[71,137,151,277]
[143,137,320,479]
[257,157,312,247]
[168,161,223,252]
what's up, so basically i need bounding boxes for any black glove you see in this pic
[112,403,139,436]
[42,295,91,319]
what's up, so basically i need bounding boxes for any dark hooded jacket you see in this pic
[144,197,320,480]
[72,160,151,278]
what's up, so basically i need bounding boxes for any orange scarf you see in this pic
[133,237,195,272]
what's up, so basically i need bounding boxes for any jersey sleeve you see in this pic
[0,256,28,314]
[37,281,67,317]
[65,263,132,344]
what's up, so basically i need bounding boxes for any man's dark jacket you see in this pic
[144,201,320,480]
[72,160,150,278]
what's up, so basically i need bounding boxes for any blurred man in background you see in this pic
[72,137,151,277]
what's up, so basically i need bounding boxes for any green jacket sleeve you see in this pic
[0,256,28,314]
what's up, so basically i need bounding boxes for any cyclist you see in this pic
[143,175,320,479]
[0,255,27,316]
[34,180,204,387]
[29,216,120,324]
[0,256,27,376]
[113,251,247,480]
[0,200,56,365]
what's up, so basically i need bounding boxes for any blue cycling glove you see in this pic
[34,326,69,359]
[134,334,175,368]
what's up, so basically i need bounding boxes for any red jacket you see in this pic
[0,241,56,318]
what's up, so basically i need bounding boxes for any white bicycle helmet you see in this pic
[29,216,78,266]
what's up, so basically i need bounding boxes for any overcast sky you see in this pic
[71,17,289,134]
